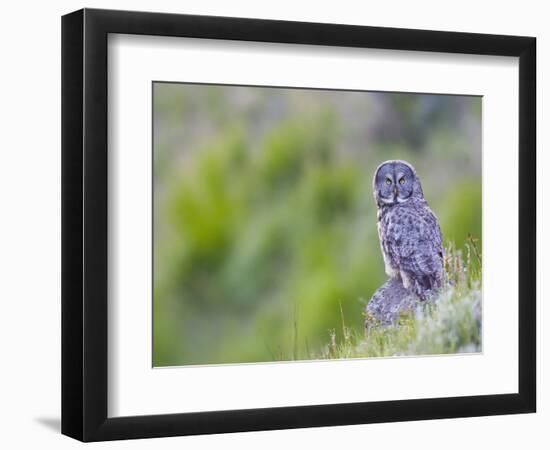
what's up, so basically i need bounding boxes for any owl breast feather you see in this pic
[378,199,444,299]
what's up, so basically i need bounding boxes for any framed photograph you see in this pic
[61,8,536,442]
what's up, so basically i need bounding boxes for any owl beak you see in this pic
[393,186,398,197]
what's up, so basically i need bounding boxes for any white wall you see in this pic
[0,1,545,448]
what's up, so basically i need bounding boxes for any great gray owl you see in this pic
[373,160,444,300]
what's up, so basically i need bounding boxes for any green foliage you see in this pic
[153,84,482,366]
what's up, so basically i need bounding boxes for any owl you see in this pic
[373,160,444,300]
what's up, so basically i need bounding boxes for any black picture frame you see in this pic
[61,8,536,442]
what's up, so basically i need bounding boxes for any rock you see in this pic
[365,278,419,327]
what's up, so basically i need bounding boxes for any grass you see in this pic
[318,240,482,359]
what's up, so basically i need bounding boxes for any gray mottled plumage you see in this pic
[367,160,444,326]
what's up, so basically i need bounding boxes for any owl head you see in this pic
[373,160,424,207]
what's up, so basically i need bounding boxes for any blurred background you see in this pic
[153,82,481,367]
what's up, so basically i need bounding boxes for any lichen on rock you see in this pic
[365,278,420,327]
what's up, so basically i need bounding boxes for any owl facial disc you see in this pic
[373,160,423,206]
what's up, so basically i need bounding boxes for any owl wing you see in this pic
[387,202,443,295]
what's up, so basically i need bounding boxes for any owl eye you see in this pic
[399,178,405,185]
[385,178,392,185]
